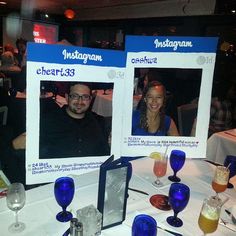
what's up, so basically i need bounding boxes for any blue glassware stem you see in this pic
[173,211,178,221]
[173,171,177,178]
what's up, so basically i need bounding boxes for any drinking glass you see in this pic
[224,155,236,188]
[132,214,157,236]
[54,177,75,222]
[152,153,168,188]
[211,166,229,200]
[6,183,26,233]
[198,196,222,236]
[166,183,190,227]
[168,150,186,182]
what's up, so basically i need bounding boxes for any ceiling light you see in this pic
[64,8,75,19]
[0,1,7,4]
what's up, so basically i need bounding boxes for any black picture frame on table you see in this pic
[97,155,129,230]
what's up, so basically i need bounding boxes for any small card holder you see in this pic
[97,155,130,229]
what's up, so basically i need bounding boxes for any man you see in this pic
[0,51,21,74]
[1,82,110,186]
[15,38,27,68]
[39,82,110,158]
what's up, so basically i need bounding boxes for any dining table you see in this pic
[92,89,142,117]
[0,157,236,236]
[206,129,236,164]
[92,89,113,117]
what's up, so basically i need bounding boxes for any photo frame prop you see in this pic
[26,43,125,185]
[121,36,218,158]
[0,170,11,198]
[97,155,131,229]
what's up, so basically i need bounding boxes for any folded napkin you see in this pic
[219,219,236,232]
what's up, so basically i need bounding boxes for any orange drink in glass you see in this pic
[212,166,229,198]
[151,152,168,188]
[149,151,171,211]
[153,160,167,177]
[198,197,221,236]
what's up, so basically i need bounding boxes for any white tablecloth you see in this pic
[92,90,113,117]
[0,158,236,236]
[92,90,142,117]
[206,129,236,164]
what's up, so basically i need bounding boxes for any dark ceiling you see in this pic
[0,0,167,17]
[0,0,236,21]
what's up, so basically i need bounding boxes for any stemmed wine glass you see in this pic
[168,150,186,182]
[211,166,229,200]
[6,183,26,233]
[166,183,190,227]
[224,155,236,189]
[198,196,222,236]
[152,153,168,188]
[54,177,75,222]
[132,214,157,236]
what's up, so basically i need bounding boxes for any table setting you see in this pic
[125,153,236,236]
[206,129,236,164]
[0,151,236,235]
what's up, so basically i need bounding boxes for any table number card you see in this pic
[97,155,131,229]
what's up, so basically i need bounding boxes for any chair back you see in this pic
[4,78,12,89]
[0,106,8,126]
[177,103,198,136]
[0,77,12,90]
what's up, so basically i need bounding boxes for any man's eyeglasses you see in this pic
[69,94,91,101]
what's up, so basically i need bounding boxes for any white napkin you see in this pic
[220,206,236,232]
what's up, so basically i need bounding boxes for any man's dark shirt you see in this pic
[39,106,110,158]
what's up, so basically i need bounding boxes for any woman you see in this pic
[132,81,179,136]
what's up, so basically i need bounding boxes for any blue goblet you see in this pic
[224,155,236,189]
[132,214,157,236]
[168,150,186,182]
[166,183,190,227]
[54,177,75,222]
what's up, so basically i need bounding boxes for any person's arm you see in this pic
[167,119,179,136]
[210,100,216,117]
[12,132,26,150]
[190,118,197,136]
[209,99,217,133]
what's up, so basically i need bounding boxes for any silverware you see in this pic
[225,209,231,216]
[219,219,236,232]
[220,217,227,225]
[157,226,182,236]
[128,187,149,196]
[204,160,223,166]
[225,209,236,224]
[62,228,70,236]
